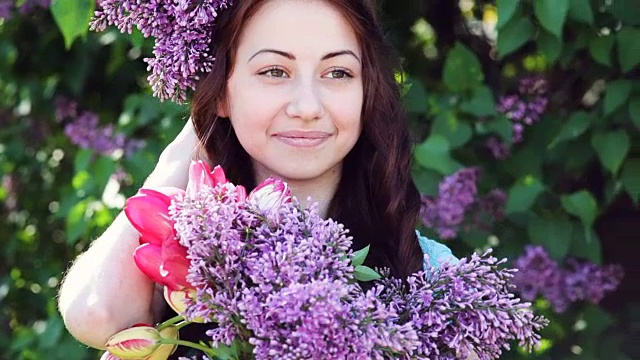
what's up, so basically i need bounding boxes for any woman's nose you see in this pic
[285,78,325,121]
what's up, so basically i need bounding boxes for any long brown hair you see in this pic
[191,0,422,279]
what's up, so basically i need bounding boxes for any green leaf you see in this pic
[50,0,95,49]
[616,27,640,73]
[621,158,640,204]
[403,78,429,114]
[588,35,615,67]
[74,149,93,173]
[496,0,521,29]
[505,176,545,214]
[527,216,573,261]
[412,168,442,196]
[537,29,563,63]
[569,227,601,263]
[568,0,594,24]
[603,80,632,116]
[431,112,473,148]
[560,190,598,239]
[629,97,640,129]
[413,135,461,175]
[351,245,370,267]
[610,0,640,26]
[591,130,631,174]
[497,17,535,57]
[460,85,497,116]
[442,43,484,92]
[354,265,382,282]
[66,200,89,245]
[481,115,513,142]
[534,0,570,38]
[548,111,592,148]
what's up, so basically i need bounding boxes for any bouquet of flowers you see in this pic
[103,161,547,360]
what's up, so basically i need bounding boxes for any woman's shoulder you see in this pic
[415,230,459,270]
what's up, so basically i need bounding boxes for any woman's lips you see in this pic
[273,131,332,148]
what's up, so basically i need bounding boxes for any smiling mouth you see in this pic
[273,131,332,148]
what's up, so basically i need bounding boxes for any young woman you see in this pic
[58,0,458,357]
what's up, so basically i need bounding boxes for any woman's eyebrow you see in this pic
[248,49,361,63]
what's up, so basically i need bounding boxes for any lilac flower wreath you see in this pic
[90,0,234,103]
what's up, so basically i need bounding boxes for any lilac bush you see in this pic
[512,245,624,313]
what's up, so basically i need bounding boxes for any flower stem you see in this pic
[158,338,218,356]
[157,315,183,331]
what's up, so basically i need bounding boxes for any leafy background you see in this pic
[0,0,638,359]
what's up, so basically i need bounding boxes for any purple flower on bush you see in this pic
[497,76,549,144]
[0,0,12,19]
[512,245,624,313]
[55,97,145,158]
[421,168,506,239]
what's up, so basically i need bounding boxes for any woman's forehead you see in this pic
[235,0,361,61]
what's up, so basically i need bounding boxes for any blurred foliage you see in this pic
[0,0,638,359]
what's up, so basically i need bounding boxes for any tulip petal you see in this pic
[133,243,165,284]
[186,161,229,198]
[125,192,175,245]
[235,185,247,202]
[160,240,190,290]
[139,187,184,204]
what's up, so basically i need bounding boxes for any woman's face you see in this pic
[222,0,363,184]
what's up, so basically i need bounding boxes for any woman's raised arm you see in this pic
[57,120,201,349]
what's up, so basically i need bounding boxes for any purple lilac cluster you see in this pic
[0,0,50,20]
[512,245,624,313]
[90,0,232,103]
[171,179,546,359]
[55,97,144,157]
[376,250,548,359]
[421,168,506,239]
[486,76,549,159]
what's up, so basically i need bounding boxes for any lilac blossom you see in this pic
[497,76,549,143]
[90,0,233,103]
[55,97,145,158]
[485,136,510,160]
[420,168,480,239]
[0,0,12,19]
[376,250,548,360]
[512,245,624,313]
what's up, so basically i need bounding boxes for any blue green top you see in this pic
[417,230,458,270]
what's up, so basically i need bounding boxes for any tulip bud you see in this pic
[249,177,291,215]
[164,287,205,323]
[164,286,188,315]
[105,326,161,359]
[145,326,179,360]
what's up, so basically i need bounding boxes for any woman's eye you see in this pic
[325,69,352,79]
[260,68,287,78]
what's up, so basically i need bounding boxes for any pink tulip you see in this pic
[249,177,291,215]
[186,160,228,197]
[125,187,191,291]
[105,325,161,359]
[125,190,175,245]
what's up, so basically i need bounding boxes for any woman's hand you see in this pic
[58,119,204,350]
[145,119,207,188]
